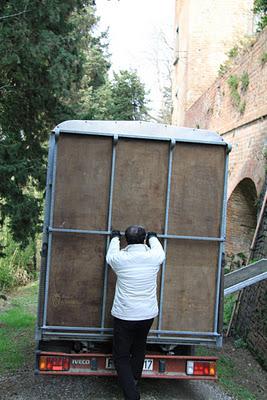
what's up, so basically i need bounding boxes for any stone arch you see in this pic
[226,178,257,262]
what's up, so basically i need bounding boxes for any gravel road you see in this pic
[0,368,233,400]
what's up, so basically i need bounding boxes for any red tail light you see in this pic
[39,356,70,371]
[186,361,216,376]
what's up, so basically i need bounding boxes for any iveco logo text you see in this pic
[72,359,90,365]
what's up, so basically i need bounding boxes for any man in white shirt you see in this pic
[106,225,165,400]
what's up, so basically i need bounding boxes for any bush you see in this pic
[253,0,267,31]
[0,222,38,291]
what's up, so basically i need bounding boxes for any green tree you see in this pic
[110,70,148,120]
[83,70,149,121]
[253,0,267,30]
[0,0,108,245]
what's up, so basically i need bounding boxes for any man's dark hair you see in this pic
[125,225,146,245]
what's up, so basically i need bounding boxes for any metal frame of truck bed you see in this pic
[36,120,231,349]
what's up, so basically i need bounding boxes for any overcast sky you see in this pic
[95,0,175,114]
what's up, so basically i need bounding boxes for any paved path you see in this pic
[0,369,233,400]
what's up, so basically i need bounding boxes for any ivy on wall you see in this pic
[227,72,250,114]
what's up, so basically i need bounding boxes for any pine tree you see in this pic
[0,0,108,245]
[82,70,149,121]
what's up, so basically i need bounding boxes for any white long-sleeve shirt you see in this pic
[106,236,165,321]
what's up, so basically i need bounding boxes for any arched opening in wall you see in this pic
[226,178,257,267]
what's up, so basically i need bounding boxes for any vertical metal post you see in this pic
[100,134,118,329]
[158,139,176,331]
[213,149,230,332]
[36,134,55,332]
[43,129,60,327]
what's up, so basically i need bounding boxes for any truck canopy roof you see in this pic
[54,120,227,146]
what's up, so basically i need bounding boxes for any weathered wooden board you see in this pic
[161,240,218,332]
[105,139,169,327]
[47,233,105,327]
[112,139,169,231]
[47,134,112,326]
[168,143,225,237]
[53,134,112,230]
[46,134,225,335]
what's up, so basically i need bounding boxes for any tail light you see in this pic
[39,356,70,371]
[186,361,216,376]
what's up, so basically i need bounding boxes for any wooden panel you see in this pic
[169,143,225,237]
[47,234,105,327]
[104,139,168,327]
[46,135,225,335]
[53,134,112,230]
[162,240,218,332]
[112,139,169,232]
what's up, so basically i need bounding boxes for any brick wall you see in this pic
[172,0,255,125]
[184,28,267,198]
[235,280,267,369]
[226,178,257,258]
[182,28,267,367]
[234,179,267,369]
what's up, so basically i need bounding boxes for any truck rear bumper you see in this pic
[36,351,218,380]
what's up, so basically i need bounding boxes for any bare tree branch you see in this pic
[0,9,31,21]
[0,1,30,21]
[146,112,162,123]
[0,84,13,91]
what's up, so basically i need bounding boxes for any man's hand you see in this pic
[110,230,121,239]
[146,232,158,241]
[146,232,158,247]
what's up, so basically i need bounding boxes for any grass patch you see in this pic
[218,355,256,400]
[227,73,249,114]
[0,281,38,373]
[224,293,237,328]
[196,346,256,400]
[261,52,267,66]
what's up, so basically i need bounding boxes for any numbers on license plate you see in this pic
[106,358,115,369]
[105,358,153,371]
[143,359,153,371]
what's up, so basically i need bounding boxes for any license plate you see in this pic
[143,359,153,371]
[105,358,153,371]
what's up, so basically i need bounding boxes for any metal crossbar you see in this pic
[41,325,220,337]
[48,227,224,242]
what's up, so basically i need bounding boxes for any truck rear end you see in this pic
[35,120,230,380]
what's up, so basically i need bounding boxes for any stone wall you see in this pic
[226,178,257,258]
[184,28,267,198]
[234,180,267,369]
[235,280,267,369]
[183,27,267,367]
[172,0,255,125]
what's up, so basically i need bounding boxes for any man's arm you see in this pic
[106,231,121,268]
[147,232,165,264]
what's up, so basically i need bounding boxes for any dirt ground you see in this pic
[0,366,233,400]
[0,337,266,400]
[1,286,266,399]
[213,336,267,399]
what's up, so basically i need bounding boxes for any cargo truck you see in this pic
[35,120,231,380]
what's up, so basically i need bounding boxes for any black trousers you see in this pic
[113,317,154,400]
